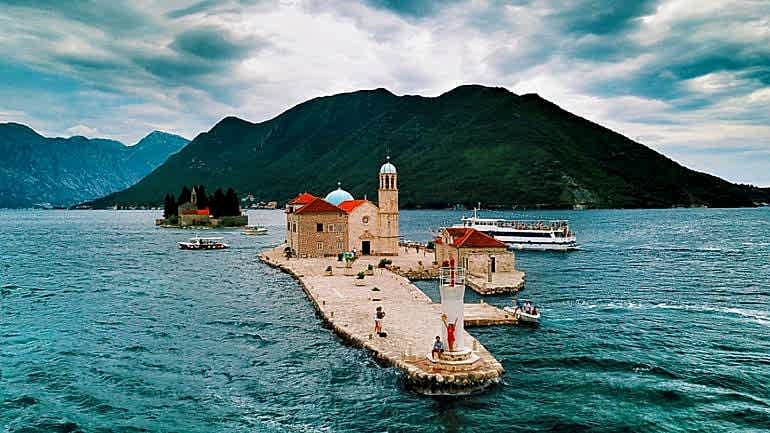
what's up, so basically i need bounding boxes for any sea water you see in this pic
[1,208,769,432]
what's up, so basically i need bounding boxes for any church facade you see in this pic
[285,159,400,258]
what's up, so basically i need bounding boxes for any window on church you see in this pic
[336,240,343,250]
[316,223,323,232]
[337,224,345,232]
[317,241,323,251]
[362,216,369,224]
[327,224,334,232]
[293,223,297,232]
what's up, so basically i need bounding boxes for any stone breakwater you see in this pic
[259,246,505,395]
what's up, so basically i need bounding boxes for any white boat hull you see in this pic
[243,230,268,235]
[178,242,229,250]
[505,240,577,251]
[503,306,541,324]
[452,211,577,251]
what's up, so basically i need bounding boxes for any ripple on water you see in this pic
[2,209,770,432]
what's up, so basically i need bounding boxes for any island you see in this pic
[156,185,247,228]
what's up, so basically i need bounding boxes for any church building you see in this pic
[285,158,400,258]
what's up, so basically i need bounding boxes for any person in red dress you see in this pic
[441,314,458,352]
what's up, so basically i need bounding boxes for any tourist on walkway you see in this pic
[441,314,457,352]
[432,336,444,360]
[374,306,385,335]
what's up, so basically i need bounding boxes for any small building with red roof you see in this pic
[286,197,348,257]
[339,199,380,255]
[434,227,516,280]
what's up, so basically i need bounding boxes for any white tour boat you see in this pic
[454,209,577,251]
[503,299,541,324]
[178,236,229,250]
[243,225,268,235]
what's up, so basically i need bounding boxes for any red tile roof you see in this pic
[443,227,507,248]
[444,227,470,238]
[295,197,344,214]
[338,199,369,213]
[288,192,317,205]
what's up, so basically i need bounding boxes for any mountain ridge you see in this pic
[89,85,767,209]
[0,124,189,208]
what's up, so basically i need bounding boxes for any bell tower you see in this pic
[377,156,399,255]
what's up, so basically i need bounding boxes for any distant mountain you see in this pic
[0,123,188,208]
[90,85,764,209]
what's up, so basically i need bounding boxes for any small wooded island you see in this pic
[156,185,247,228]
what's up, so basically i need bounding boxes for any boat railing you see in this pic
[460,218,570,231]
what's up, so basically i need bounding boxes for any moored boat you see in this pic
[454,208,577,251]
[243,225,268,235]
[504,299,541,324]
[178,236,229,250]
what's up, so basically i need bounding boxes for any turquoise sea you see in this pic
[2,208,769,432]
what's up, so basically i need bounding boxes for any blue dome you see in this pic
[380,162,397,174]
[325,186,354,206]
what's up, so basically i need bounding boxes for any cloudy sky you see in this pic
[1,0,769,185]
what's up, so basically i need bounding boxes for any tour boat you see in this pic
[503,299,541,324]
[243,225,268,235]
[454,208,577,251]
[178,236,229,250]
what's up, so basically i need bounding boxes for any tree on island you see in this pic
[163,193,177,218]
[225,188,240,216]
[210,188,226,217]
[209,187,241,217]
[177,186,191,205]
[195,185,209,209]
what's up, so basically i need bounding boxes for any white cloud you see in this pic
[0,0,769,184]
[65,124,101,138]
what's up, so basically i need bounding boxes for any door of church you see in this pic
[361,241,371,255]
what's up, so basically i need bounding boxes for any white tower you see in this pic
[377,156,399,256]
[430,260,478,366]
[439,261,466,351]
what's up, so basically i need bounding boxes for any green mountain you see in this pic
[0,123,188,208]
[90,85,765,209]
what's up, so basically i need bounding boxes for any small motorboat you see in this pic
[504,298,541,324]
[243,225,268,235]
[178,236,229,250]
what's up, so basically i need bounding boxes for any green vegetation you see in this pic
[89,85,766,209]
[356,271,365,279]
[163,193,176,218]
[378,258,392,268]
[166,184,241,217]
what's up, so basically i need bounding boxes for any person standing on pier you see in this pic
[441,314,457,352]
[374,306,385,336]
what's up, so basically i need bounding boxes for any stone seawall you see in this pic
[259,246,505,395]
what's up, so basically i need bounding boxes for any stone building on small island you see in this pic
[157,185,247,228]
[434,227,524,294]
[285,158,400,258]
[177,186,212,226]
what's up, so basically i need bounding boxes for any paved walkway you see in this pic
[259,246,505,394]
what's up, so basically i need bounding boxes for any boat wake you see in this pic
[577,301,770,326]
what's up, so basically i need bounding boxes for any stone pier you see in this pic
[259,245,506,394]
[466,271,525,295]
